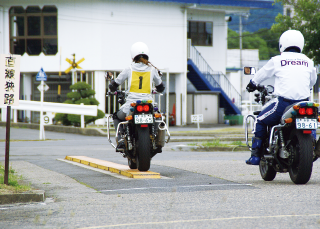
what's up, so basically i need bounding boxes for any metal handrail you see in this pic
[187,39,241,110]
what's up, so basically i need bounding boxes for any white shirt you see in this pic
[252,52,317,100]
[115,62,162,114]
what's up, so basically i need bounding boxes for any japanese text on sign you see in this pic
[0,54,21,106]
[191,114,203,123]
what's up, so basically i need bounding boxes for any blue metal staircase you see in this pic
[187,40,241,115]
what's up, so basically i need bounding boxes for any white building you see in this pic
[0,0,273,125]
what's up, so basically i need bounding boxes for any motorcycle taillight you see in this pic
[298,108,306,115]
[136,105,143,112]
[306,108,313,115]
[143,105,150,112]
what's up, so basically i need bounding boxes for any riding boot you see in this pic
[246,137,262,165]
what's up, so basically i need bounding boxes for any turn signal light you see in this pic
[318,116,320,122]
[130,103,136,107]
[125,115,133,121]
[284,118,293,123]
[293,105,300,110]
[154,113,162,118]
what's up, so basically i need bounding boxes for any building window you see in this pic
[286,8,291,17]
[9,6,58,56]
[188,21,213,46]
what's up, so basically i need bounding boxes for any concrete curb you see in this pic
[0,122,107,136]
[171,145,248,151]
[0,190,45,205]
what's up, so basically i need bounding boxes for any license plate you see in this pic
[296,118,317,129]
[134,114,153,124]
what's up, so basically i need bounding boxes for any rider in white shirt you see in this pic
[109,42,164,150]
[246,30,317,165]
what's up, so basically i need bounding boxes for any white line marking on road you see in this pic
[79,214,320,229]
[99,183,252,192]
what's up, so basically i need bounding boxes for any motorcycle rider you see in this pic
[109,41,165,150]
[246,29,317,165]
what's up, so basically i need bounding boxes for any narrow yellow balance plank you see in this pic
[65,156,161,179]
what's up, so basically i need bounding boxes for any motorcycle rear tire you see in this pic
[136,126,151,171]
[288,130,313,184]
[259,158,277,181]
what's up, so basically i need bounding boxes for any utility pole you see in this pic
[239,15,243,100]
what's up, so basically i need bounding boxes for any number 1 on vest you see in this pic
[139,76,143,89]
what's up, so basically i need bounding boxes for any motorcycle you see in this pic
[106,89,170,171]
[244,67,320,184]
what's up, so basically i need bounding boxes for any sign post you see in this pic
[36,68,49,140]
[191,114,204,131]
[0,54,21,185]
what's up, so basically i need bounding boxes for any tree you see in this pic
[228,28,270,60]
[254,28,282,58]
[55,82,105,126]
[272,0,320,64]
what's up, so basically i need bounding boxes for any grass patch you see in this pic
[189,140,246,147]
[0,163,32,194]
[0,139,63,142]
[170,127,246,134]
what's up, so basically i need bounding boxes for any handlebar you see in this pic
[106,90,125,96]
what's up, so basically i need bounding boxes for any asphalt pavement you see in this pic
[1,125,320,228]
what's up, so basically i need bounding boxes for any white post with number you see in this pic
[191,114,203,131]
[37,81,49,140]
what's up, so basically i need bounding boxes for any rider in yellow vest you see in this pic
[109,42,165,149]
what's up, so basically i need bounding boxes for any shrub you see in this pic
[54,82,105,126]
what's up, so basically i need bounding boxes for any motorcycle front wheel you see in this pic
[288,130,313,184]
[136,126,151,171]
[259,158,277,181]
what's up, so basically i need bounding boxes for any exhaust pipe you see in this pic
[315,137,320,157]
[155,121,167,147]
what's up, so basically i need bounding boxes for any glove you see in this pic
[246,80,257,92]
[108,80,119,92]
[155,82,165,93]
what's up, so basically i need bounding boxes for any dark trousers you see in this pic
[254,96,308,140]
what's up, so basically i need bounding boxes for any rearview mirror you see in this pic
[244,67,256,75]
[105,71,114,80]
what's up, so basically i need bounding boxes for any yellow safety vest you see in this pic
[129,70,151,94]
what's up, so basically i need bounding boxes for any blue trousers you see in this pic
[254,96,308,140]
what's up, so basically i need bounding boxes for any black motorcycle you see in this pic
[244,67,320,184]
[106,90,170,171]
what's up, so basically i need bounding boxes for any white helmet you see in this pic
[279,30,304,53]
[130,42,149,60]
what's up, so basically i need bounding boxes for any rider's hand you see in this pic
[155,82,165,93]
[246,80,257,92]
[108,80,119,92]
